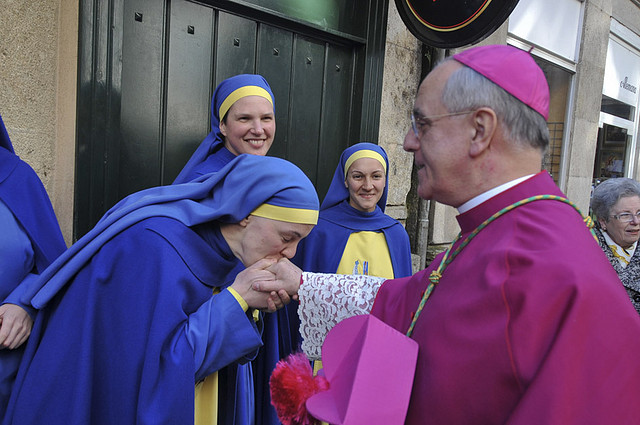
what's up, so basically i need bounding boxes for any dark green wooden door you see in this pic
[75,0,388,239]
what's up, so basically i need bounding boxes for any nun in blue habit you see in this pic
[171,74,291,425]
[173,74,276,184]
[290,143,412,375]
[293,142,412,279]
[3,154,319,425]
[0,114,66,416]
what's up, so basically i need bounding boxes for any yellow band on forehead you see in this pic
[219,86,274,120]
[251,204,318,225]
[344,150,387,178]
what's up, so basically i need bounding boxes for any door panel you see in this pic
[256,25,293,160]
[165,0,214,182]
[215,12,257,83]
[317,45,354,196]
[287,36,325,183]
[119,0,165,199]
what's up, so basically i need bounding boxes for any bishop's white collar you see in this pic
[457,175,535,214]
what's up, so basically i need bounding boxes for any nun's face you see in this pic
[345,157,386,212]
[236,215,313,267]
[220,96,275,156]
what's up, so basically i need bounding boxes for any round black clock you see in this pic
[394,0,521,48]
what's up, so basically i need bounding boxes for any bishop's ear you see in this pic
[469,107,497,157]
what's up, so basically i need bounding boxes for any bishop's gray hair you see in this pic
[440,59,549,152]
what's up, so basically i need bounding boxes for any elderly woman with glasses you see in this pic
[591,177,640,314]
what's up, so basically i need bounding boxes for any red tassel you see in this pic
[270,352,329,425]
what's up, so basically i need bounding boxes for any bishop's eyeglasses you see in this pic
[410,110,476,138]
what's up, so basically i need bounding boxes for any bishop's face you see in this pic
[403,60,474,208]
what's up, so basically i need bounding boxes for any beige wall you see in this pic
[0,0,78,245]
[613,0,640,35]
[563,0,612,214]
[54,0,79,246]
[377,2,420,224]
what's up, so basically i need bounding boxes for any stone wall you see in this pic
[0,1,58,197]
[564,0,613,213]
[0,0,78,245]
[377,1,421,224]
[378,2,423,271]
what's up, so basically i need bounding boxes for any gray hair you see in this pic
[591,178,640,221]
[440,59,549,152]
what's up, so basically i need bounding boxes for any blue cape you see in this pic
[0,114,66,285]
[0,114,66,417]
[5,155,318,425]
[6,217,264,425]
[173,74,275,184]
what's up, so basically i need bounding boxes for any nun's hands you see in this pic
[253,258,302,299]
[0,304,33,350]
[231,259,291,312]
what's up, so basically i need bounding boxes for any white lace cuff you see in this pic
[298,272,386,360]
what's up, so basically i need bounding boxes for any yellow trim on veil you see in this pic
[218,86,273,120]
[251,203,319,225]
[343,150,386,177]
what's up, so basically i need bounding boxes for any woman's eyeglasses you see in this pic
[611,211,640,223]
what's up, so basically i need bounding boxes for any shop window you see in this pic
[593,124,631,182]
[595,32,640,185]
[601,95,635,121]
[532,56,572,184]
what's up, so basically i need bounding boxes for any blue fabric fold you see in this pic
[0,113,66,418]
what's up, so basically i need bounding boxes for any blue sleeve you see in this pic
[3,273,39,318]
[385,223,413,278]
[0,200,34,302]
[186,288,264,382]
